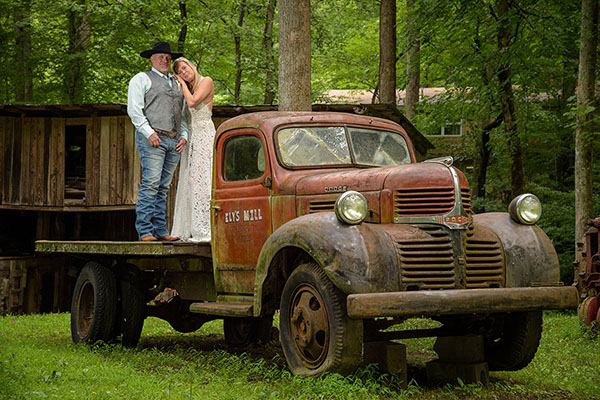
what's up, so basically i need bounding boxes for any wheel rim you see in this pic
[289,283,330,368]
[76,281,95,338]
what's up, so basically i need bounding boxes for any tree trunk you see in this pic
[405,0,420,120]
[66,1,90,104]
[234,0,247,104]
[278,0,311,111]
[496,0,524,197]
[378,0,396,105]
[575,0,598,244]
[472,114,503,199]
[177,1,188,55]
[263,0,277,104]
[14,0,33,102]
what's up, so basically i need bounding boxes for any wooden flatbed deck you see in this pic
[35,240,211,258]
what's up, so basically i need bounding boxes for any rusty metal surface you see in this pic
[35,240,210,257]
[347,286,579,319]
[253,212,401,315]
[472,213,560,286]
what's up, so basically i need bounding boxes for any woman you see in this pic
[170,57,215,242]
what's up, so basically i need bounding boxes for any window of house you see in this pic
[429,122,462,136]
[223,135,266,181]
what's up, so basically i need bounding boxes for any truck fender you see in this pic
[253,212,399,316]
[473,212,560,287]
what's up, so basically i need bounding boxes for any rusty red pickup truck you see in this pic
[36,111,578,376]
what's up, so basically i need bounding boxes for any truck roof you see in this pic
[216,111,406,136]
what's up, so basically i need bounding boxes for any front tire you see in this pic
[279,263,363,376]
[485,311,542,371]
[71,262,118,344]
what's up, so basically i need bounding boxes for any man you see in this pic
[127,41,188,241]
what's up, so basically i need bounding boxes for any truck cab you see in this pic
[40,111,578,377]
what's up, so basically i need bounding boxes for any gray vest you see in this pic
[143,70,184,134]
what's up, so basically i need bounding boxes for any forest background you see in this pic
[1,0,599,283]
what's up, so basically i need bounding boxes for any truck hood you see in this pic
[293,162,463,195]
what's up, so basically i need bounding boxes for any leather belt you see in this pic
[153,128,177,138]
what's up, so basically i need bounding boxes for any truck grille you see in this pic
[394,187,455,217]
[464,224,504,288]
[461,188,472,215]
[396,226,456,289]
[308,200,336,213]
[395,225,505,290]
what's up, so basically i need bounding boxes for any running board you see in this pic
[189,302,253,317]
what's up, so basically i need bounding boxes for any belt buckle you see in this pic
[168,130,177,138]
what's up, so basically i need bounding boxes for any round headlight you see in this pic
[335,191,368,225]
[509,193,542,225]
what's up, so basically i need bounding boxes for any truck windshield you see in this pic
[277,125,411,167]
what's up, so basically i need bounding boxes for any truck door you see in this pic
[212,129,272,298]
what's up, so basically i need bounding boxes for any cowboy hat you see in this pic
[140,41,183,59]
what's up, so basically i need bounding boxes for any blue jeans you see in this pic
[135,130,181,238]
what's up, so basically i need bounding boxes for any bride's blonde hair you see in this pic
[173,57,202,93]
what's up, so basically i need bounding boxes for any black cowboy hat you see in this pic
[140,41,183,59]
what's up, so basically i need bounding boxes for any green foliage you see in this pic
[1,312,599,399]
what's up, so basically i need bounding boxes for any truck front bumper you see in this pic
[346,286,579,319]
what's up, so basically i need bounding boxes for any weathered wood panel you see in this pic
[0,118,6,204]
[34,118,47,205]
[116,117,125,204]
[99,117,110,205]
[48,118,65,206]
[19,117,29,205]
[0,114,143,209]
[86,116,101,205]
[123,117,135,204]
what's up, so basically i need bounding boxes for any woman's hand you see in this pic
[173,74,185,88]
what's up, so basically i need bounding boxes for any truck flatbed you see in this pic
[35,240,211,258]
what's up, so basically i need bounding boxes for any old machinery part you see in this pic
[335,190,368,225]
[509,193,542,225]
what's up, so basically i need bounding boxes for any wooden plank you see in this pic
[48,119,65,206]
[132,125,141,204]
[32,118,45,205]
[122,117,135,204]
[188,302,252,317]
[115,117,125,204]
[108,117,118,204]
[86,117,101,205]
[10,117,20,204]
[0,117,5,205]
[2,117,15,204]
[65,117,89,126]
[18,116,29,204]
[35,240,211,257]
[84,121,92,205]
[41,118,52,205]
[99,117,110,205]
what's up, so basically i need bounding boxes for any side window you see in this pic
[223,135,266,181]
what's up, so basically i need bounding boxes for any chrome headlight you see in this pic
[335,191,368,225]
[509,193,542,225]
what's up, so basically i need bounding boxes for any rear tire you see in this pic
[485,311,542,371]
[71,262,118,344]
[279,263,363,376]
[115,263,146,347]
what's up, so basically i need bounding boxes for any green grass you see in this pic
[0,311,598,399]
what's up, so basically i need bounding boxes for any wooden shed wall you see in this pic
[0,115,141,209]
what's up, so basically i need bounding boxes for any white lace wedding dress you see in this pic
[171,102,215,242]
